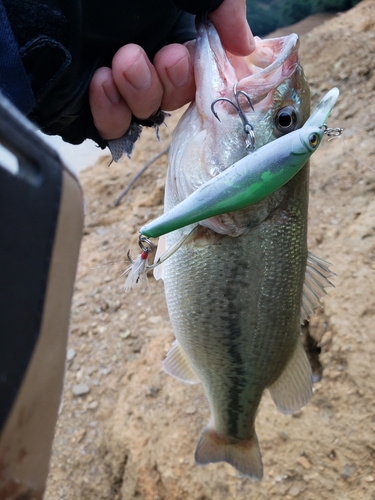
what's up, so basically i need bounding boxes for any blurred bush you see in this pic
[247,0,362,36]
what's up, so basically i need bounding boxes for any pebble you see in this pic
[72,383,90,396]
[120,330,131,339]
[76,429,86,443]
[67,349,76,361]
[147,386,160,397]
[87,401,99,410]
[341,464,355,480]
[279,431,289,442]
[297,456,312,470]
[185,406,197,415]
[289,485,301,497]
[365,475,374,482]
[86,366,97,376]
[148,315,162,324]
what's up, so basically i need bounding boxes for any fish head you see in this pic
[191,22,310,175]
[167,22,311,232]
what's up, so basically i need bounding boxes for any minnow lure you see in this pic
[139,88,339,240]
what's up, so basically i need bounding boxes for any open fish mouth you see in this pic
[229,34,300,106]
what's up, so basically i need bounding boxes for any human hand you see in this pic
[89,0,254,142]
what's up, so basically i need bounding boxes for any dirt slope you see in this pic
[46,1,375,498]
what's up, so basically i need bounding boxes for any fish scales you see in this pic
[153,21,336,479]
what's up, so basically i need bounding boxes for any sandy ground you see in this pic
[45,1,375,498]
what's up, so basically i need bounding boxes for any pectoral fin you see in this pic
[301,251,335,323]
[268,339,312,415]
[163,340,200,384]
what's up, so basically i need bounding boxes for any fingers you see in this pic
[112,44,164,120]
[89,44,196,141]
[89,67,132,140]
[209,0,255,56]
[153,44,195,111]
[89,0,254,142]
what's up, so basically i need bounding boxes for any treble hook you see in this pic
[211,83,256,152]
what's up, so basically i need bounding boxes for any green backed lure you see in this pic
[140,88,339,239]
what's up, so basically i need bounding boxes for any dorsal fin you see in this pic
[301,251,335,323]
[163,340,200,384]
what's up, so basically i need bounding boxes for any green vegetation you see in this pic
[247,0,362,36]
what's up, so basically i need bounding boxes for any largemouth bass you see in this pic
[156,22,335,480]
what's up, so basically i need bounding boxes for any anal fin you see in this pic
[195,428,263,480]
[163,340,200,384]
[268,339,312,415]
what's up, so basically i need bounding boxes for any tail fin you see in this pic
[194,429,263,480]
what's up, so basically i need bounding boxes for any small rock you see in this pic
[86,366,97,376]
[328,449,337,461]
[289,485,301,497]
[67,349,76,362]
[148,386,160,397]
[120,330,131,339]
[72,383,90,397]
[186,406,197,415]
[148,315,162,324]
[132,339,143,353]
[279,431,289,442]
[341,464,355,480]
[87,401,99,410]
[297,456,312,470]
[76,429,86,443]
[277,484,289,495]
[365,475,374,483]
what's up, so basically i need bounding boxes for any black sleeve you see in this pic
[174,0,224,15]
[3,0,224,147]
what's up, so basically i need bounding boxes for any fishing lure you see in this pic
[140,88,339,239]
[125,88,340,289]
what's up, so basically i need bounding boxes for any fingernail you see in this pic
[247,25,256,53]
[166,55,190,88]
[124,52,151,90]
[103,80,121,105]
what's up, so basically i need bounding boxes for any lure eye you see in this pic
[309,133,319,148]
[275,106,298,134]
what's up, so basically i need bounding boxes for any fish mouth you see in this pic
[231,34,300,105]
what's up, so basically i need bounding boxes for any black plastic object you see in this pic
[0,92,62,431]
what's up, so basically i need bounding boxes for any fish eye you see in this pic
[309,133,319,148]
[275,106,298,134]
